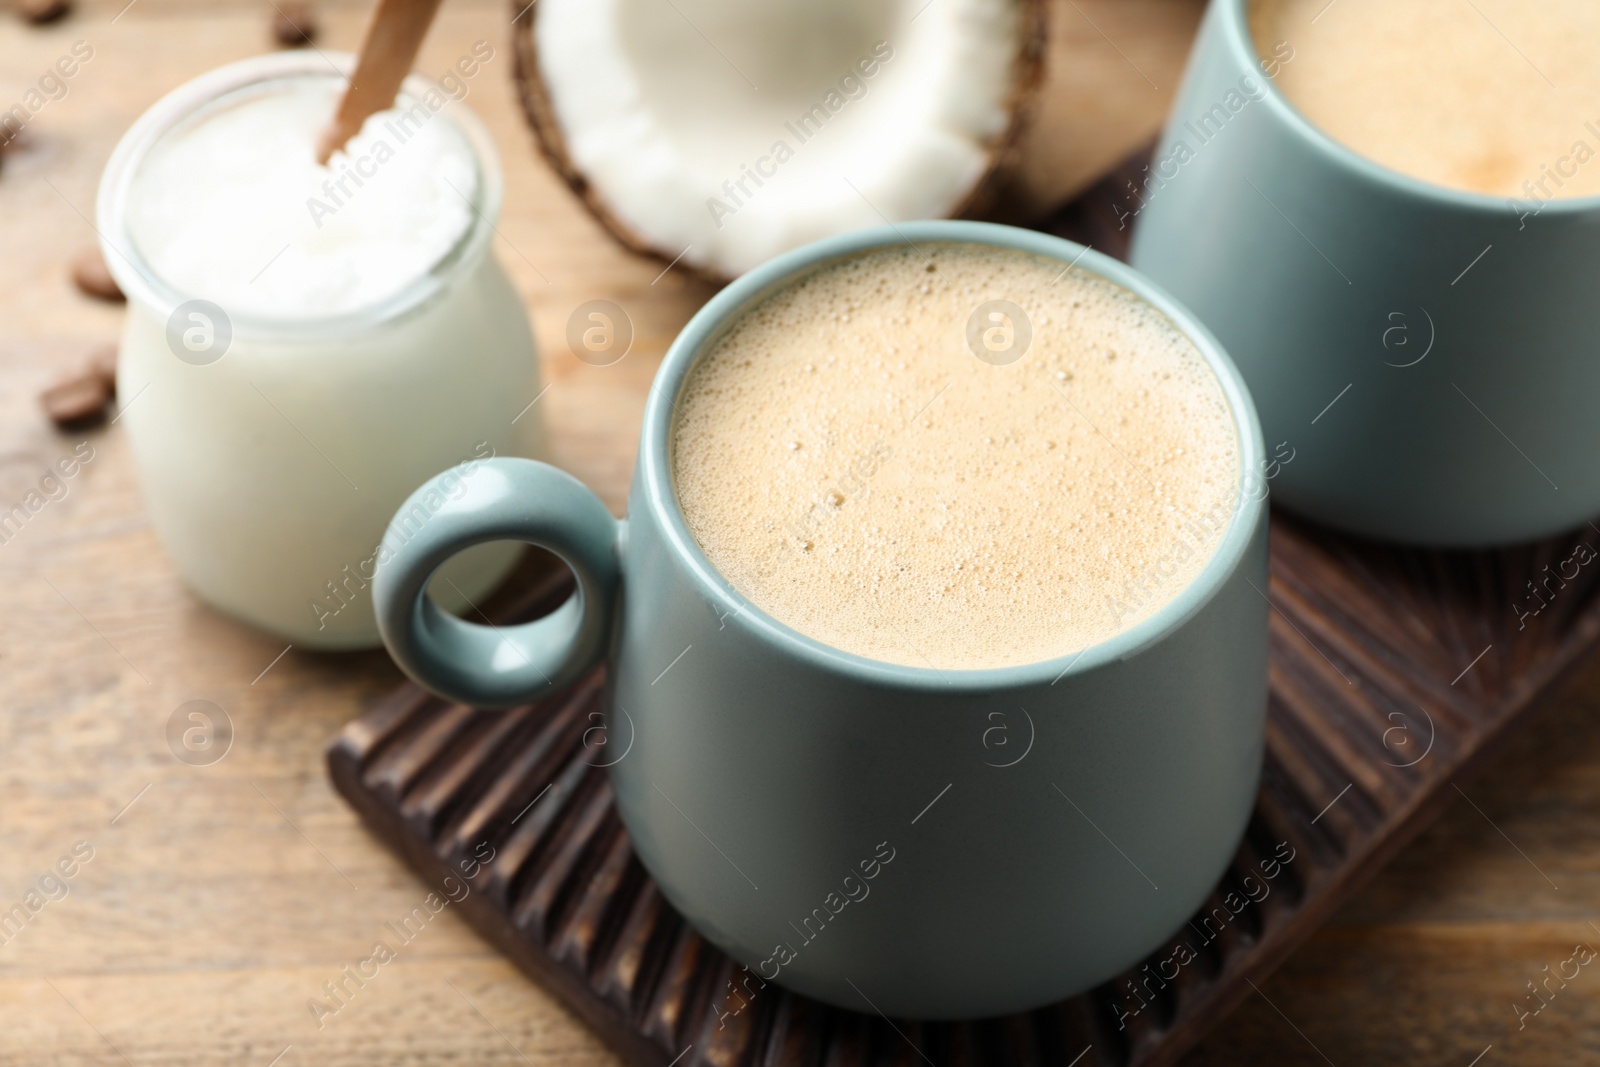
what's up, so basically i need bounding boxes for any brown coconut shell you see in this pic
[511,0,1049,284]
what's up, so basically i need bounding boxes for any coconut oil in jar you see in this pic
[98,52,544,648]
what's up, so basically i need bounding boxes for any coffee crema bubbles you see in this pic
[671,243,1242,671]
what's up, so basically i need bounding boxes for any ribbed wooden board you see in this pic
[327,157,1600,1067]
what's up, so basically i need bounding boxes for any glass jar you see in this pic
[97,52,544,649]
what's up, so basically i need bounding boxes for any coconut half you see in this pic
[515,0,1045,281]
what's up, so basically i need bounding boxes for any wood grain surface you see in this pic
[321,494,1600,1067]
[0,2,1592,1066]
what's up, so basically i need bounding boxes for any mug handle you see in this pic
[373,457,621,709]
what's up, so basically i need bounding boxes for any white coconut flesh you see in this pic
[535,0,1023,278]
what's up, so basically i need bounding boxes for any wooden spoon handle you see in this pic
[315,0,445,164]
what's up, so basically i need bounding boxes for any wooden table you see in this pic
[2,2,1594,1063]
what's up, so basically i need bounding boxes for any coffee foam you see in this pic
[1253,0,1600,199]
[671,243,1241,670]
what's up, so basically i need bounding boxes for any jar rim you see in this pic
[96,51,504,340]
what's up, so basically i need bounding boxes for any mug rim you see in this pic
[637,221,1267,693]
[1226,0,1600,215]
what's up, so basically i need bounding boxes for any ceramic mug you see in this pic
[1131,0,1599,547]
[373,221,1269,1018]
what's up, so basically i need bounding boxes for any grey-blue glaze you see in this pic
[375,220,1269,1019]
[1131,0,1597,546]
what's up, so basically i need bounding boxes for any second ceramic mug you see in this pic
[373,221,1269,1018]
[1132,0,1600,547]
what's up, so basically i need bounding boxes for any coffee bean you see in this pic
[40,345,118,429]
[272,1,316,46]
[70,246,124,303]
[14,0,70,24]
[41,370,111,428]
[85,342,118,399]
[0,126,29,156]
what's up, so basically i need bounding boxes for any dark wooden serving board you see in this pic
[327,157,1600,1067]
